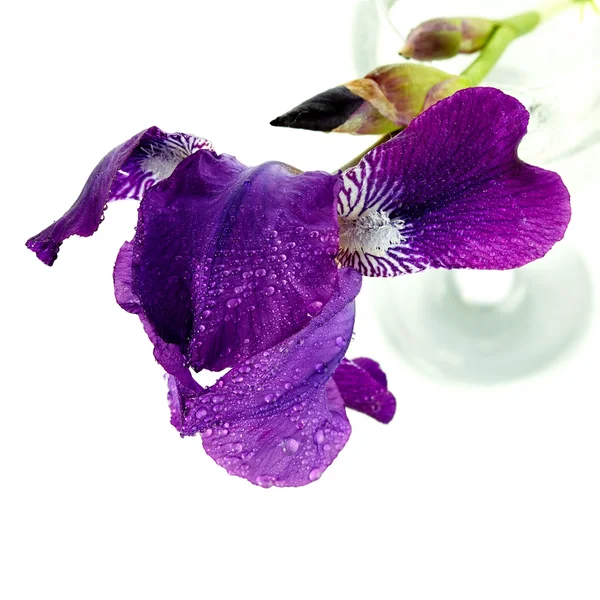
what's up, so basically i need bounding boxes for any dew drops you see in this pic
[198,324,206,333]
[256,476,274,488]
[255,268,267,277]
[314,363,325,374]
[226,297,242,309]
[201,428,213,439]
[282,438,300,455]
[265,393,276,403]
[264,286,275,296]
[202,309,212,319]
[314,430,325,445]
[308,468,322,481]
[307,301,323,317]
[335,336,346,348]
[195,408,207,419]
[309,230,320,238]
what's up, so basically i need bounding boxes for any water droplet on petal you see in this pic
[226,297,242,309]
[195,408,207,419]
[282,438,300,455]
[256,476,274,488]
[202,428,213,439]
[335,336,346,348]
[255,268,267,277]
[264,286,275,296]
[314,430,325,445]
[202,310,212,319]
[307,301,323,317]
[308,468,322,481]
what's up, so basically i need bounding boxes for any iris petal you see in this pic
[133,151,340,372]
[26,127,211,266]
[169,268,362,487]
[336,87,571,276]
[113,241,201,394]
[333,358,396,424]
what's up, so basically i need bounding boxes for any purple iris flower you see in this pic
[26,88,570,487]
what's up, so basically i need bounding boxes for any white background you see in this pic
[2,1,599,599]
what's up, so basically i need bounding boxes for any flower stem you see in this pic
[460,13,539,86]
[460,0,590,85]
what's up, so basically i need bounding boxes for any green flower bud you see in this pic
[400,17,496,61]
[271,64,470,135]
[423,76,471,111]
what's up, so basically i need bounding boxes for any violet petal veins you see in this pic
[26,128,212,266]
[336,87,571,276]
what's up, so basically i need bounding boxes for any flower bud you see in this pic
[400,17,495,61]
[423,76,470,111]
[271,64,470,135]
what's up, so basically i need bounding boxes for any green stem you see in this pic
[462,12,540,85]
[461,0,592,84]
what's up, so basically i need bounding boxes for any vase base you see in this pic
[375,243,592,383]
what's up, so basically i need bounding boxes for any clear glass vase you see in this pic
[354,0,600,382]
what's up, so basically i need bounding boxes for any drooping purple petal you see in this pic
[113,241,201,395]
[26,127,212,266]
[332,358,396,424]
[336,87,571,276]
[133,151,340,372]
[169,268,362,488]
